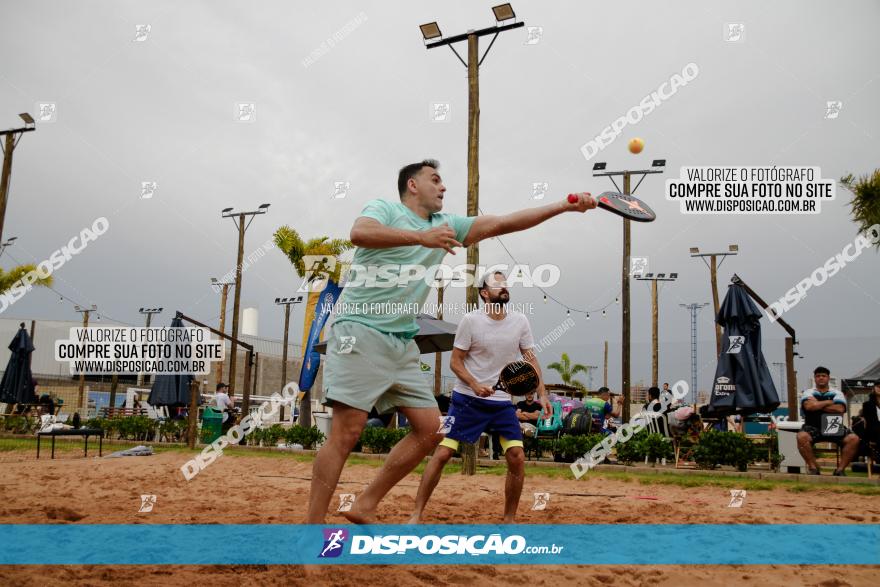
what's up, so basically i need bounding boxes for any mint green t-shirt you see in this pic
[334,199,476,338]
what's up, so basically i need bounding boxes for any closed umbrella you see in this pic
[707,283,780,416]
[0,323,36,405]
[147,316,194,407]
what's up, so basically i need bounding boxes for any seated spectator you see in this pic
[37,393,55,417]
[643,386,670,435]
[515,391,542,437]
[585,387,622,435]
[853,381,880,461]
[796,366,860,476]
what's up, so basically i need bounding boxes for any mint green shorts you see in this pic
[322,321,438,414]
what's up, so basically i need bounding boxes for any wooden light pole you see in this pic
[635,272,678,387]
[690,246,739,357]
[592,160,666,422]
[136,307,163,388]
[74,305,97,410]
[221,204,269,394]
[0,113,36,245]
[210,278,235,387]
[275,296,303,422]
[421,5,524,476]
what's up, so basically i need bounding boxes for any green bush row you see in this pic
[2,415,36,434]
[693,430,767,472]
[83,416,157,441]
[358,426,409,454]
[553,433,608,463]
[614,429,674,465]
[245,424,325,450]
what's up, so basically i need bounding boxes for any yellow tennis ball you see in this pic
[628,138,645,154]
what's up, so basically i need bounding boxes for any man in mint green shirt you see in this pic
[308,158,596,523]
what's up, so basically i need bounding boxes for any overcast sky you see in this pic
[1,0,878,395]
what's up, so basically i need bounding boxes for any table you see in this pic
[36,428,104,459]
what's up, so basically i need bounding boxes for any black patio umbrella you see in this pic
[314,314,457,355]
[0,323,36,405]
[147,316,194,407]
[707,283,780,416]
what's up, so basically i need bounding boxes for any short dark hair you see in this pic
[216,382,229,392]
[398,159,439,198]
[598,386,610,394]
[648,386,660,400]
[813,366,830,376]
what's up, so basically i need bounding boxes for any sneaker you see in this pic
[833,469,846,477]
[807,468,821,475]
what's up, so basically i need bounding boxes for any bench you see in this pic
[37,428,104,459]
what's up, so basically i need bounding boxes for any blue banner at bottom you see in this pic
[1,524,877,565]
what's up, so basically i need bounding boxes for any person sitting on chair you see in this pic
[586,387,622,435]
[797,366,860,476]
[516,391,543,438]
[853,381,880,464]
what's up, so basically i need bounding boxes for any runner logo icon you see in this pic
[319,528,349,558]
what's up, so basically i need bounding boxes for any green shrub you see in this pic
[284,425,325,449]
[554,433,606,463]
[641,432,674,464]
[359,426,408,454]
[159,419,188,443]
[3,415,34,434]
[694,430,760,471]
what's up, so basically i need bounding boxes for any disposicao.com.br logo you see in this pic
[319,530,563,558]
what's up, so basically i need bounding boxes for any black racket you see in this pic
[493,361,540,395]
[569,191,656,222]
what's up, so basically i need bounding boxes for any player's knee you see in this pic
[334,425,365,450]
[505,447,525,468]
[845,433,859,446]
[434,446,454,464]
[796,431,810,443]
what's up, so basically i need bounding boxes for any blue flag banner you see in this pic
[1,524,877,565]
[298,280,343,392]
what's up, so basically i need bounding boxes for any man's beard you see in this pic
[485,292,509,311]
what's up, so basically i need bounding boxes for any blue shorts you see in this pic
[442,391,523,451]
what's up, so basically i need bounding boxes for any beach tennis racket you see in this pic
[569,191,656,222]
[493,362,540,395]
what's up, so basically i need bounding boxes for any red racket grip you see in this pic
[567,194,578,203]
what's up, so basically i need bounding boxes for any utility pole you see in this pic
[74,305,97,410]
[275,296,303,423]
[680,303,709,404]
[434,280,450,396]
[603,341,608,388]
[211,278,235,386]
[689,245,739,357]
[592,159,666,421]
[221,204,269,394]
[0,113,36,245]
[136,307,163,387]
[635,272,678,387]
[420,4,524,476]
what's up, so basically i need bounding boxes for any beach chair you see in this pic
[527,401,563,460]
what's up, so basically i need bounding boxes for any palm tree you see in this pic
[546,353,590,391]
[841,169,880,248]
[273,226,353,426]
[0,264,53,296]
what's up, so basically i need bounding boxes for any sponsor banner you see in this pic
[0,524,877,565]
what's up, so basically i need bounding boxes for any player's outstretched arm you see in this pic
[462,193,596,246]
[351,217,462,253]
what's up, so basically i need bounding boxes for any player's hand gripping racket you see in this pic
[569,191,656,222]
[493,362,540,395]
